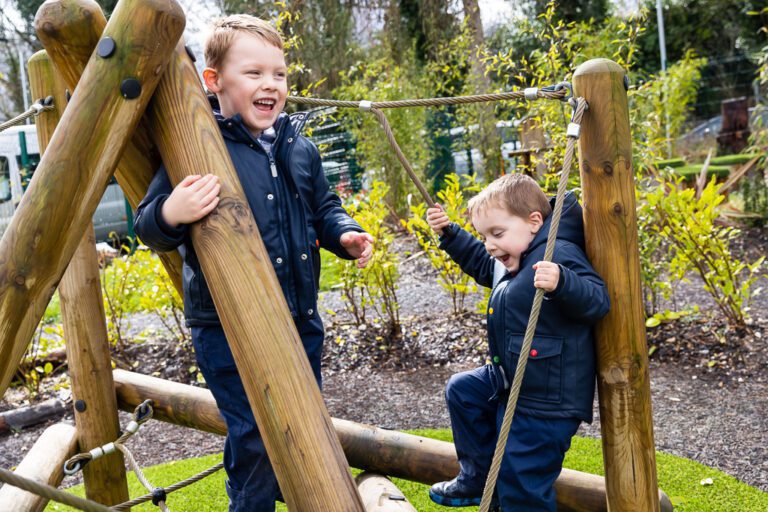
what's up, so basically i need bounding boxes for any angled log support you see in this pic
[112,369,674,512]
[0,0,185,399]
[35,0,183,293]
[573,59,662,511]
[143,39,364,510]
[27,49,129,507]
[0,422,78,512]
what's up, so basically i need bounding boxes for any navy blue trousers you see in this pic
[192,317,324,512]
[446,365,580,511]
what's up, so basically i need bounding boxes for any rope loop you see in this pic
[542,81,573,102]
[135,399,154,424]
[63,459,85,476]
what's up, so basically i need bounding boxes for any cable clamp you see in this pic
[125,420,140,435]
[566,122,581,139]
[358,100,373,112]
[523,87,538,101]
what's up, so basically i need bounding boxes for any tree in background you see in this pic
[635,0,767,119]
[522,0,610,24]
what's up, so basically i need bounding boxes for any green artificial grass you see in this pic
[44,430,766,512]
[676,164,731,181]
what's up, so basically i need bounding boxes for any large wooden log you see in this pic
[0,422,78,511]
[35,0,183,293]
[142,39,364,511]
[355,472,416,512]
[0,0,184,399]
[112,369,674,512]
[573,59,661,511]
[0,398,65,435]
[28,49,129,507]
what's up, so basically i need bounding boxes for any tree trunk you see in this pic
[462,0,502,178]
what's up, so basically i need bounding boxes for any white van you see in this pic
[0,124,130,242]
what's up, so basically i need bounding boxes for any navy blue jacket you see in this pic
[440,192,609,422]
[134,106,363,326]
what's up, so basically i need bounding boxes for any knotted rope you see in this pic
[0,97,54,132]
[478,97,589,512]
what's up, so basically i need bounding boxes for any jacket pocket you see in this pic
[506,333,564,404]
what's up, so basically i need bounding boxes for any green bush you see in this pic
[402,174,480,315]
[337,181,401,337]
[645,176,765,328]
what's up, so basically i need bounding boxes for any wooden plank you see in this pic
[0,0,184,399]
[573,59,661,511]
[0,422,78,512]
[111,369,674,512]
[145,40,364,510]
[27,49,129,507]
[35,0,183,294]
[355,472,416,512]
[718,155,761,195]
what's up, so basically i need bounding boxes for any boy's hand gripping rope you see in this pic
[477,96,589,512]
[0,96,55,132]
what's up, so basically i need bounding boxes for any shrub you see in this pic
[337,181,402,337]
[645,176,765,328]
[402,174,480,315]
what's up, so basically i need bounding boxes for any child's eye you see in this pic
[492,231,503,238]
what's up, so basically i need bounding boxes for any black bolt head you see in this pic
[74,400,87,412]
[120,78,142,100]
[97,37,116,58]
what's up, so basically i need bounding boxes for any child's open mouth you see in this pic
[253,98,276,112]
[499,255,510,265]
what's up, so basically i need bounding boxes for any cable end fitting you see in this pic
[566,122,581,139]
[358,100,373,112]
[151,487,167,506]
[524,87,538,101]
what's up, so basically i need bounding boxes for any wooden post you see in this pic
[112,369,674,512]
[0,422,78,511]
[28,50,130,507]
[573,59,661,511]
[35,0,183,294]
[355,472,416,512]
[144,39,364,511]
[0,0,184,399]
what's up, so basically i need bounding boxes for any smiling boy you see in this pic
[134,15,373,511]
[426,173,609,510]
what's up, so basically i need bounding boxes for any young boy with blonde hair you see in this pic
[134,14,373,511]
[426,173,609,510]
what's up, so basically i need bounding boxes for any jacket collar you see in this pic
[207,94,292,146]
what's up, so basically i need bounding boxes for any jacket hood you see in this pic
[523,191,585,258]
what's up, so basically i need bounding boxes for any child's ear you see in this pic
[529,212,544,233]
[202,67,222,93]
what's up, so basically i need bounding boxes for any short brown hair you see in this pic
[204,15,283,70]
[467,173,552,222]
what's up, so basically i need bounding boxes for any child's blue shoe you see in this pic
[428,478,483,507]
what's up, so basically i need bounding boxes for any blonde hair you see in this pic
[467,173,552,222]
[204,15,283,70]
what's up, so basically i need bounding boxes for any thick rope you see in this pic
[110,461,224,511]
[478,97,589,512]
[0,97,55,132]
[287,86,568,110]
[0,468,111,512]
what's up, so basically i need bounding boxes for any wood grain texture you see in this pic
[35,0,183,293]
[355,472,416,512]
[112,369,674,512]
[573,58,661,511]
[28,50,130,507]
[0,0,184,399]
[0,422,78,512]
[146,41,364,511]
